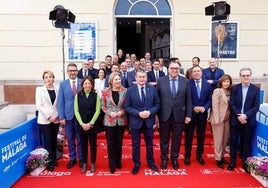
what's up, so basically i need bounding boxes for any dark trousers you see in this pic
[131,122,155,167]
[159,115,183,161]
[39,122,59,165]
[229,123,255,164]
[65,119,82,160]
[105,125,125,169]
[184,118,207,158]
[80,133,97,164]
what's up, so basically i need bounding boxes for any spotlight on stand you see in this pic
[49,5,76,80]
[49,5,75,29]
[205,1,230,21]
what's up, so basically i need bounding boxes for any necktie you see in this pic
[141,86,146,103]
[196,80,201,98]
[72,80,77,95]
[84,70,87,77]
[172,79,176,98]
[155,71,159,81]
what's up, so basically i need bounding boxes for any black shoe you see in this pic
[149,164,159,172]
[110,168,116,174]
[79,160,83,168]
[67,160,76,169]
[197,156,205,165]
[161,160,167,169]
[221,157,229,164]
[54,161,59,167]
[184,157,190,166]
[216,160,224,169]
[172,160,179,170]
[227,163,236,171]
[132,166,140,175]
[48,165,54,172]
[242,163,250,174]
[81,163,87,174]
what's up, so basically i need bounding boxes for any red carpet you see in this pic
[12,131,264,188]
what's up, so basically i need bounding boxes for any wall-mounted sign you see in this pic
[68,21,98,61]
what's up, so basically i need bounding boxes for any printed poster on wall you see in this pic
[210,21,239,60]
[68,21,98,61]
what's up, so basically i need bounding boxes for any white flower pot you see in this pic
[251,171,268,187]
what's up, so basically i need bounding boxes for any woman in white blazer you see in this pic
[94,68,106,97]
[35,70,60,172]
[209,74,232,169]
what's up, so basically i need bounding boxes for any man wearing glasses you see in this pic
[228,67,260,173]
[156,58,192,170]
[58,63,82,169]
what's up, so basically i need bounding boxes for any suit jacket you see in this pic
[120,71,129,88]
[147,70,165,83]
[36,85,59,124]
[230,83,260,127]
[58,79,81,121]
[94,78,105,97]
[209,88,230,125]
[189,79,212,121]
[202,67,224,88]
[156,76,192,123]
[101,86,127,126]
[124,84,160,129]
[77,68,98,79]
[127,70,136,87]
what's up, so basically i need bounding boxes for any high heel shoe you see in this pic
[90,163,95,173]
[221,157,229,164]
[81,163,87,174]
[216,160,224,169]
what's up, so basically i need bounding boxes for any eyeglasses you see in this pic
[240,74,251,78]
[68,70,77,72]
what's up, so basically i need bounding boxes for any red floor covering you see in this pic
[12,132,264,188]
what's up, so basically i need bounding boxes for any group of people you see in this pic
[35,52,260,176]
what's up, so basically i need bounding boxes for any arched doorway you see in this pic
[114,0,172,60]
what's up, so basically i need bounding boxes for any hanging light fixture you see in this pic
[136,20,141,33]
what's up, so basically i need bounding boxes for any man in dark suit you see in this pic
[184,66,212,166]
[202,58,225,90]
[227,67,260,173]
[120,61,129,88]
[156,59,192,170]
[127,60,142,87]
[77,58,98,80]
[147,59,165,87]
[58,63,82,169]
[124,70,160,175]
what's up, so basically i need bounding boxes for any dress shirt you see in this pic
[241,84,249,113]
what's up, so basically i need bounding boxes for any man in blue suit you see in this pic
[227,67,260,173]
[124,70,160,175]
[147,59,165,87]
[184,66,212,166]
[202,58,225,90]
[58,63,82,169]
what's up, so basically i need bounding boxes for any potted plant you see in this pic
[25,147,50,176]
[246,156,268,187]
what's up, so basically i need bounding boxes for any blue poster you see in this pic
[68,21,98,61]
[210,21,239,60]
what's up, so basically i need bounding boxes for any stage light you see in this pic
[49,5,75,29]
[205,1,230,21]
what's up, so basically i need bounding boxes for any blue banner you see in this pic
[251,121,268,156]
[0,118,39,188]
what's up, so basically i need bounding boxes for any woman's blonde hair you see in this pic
[42,70,55,80]
[108,72,121,89]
